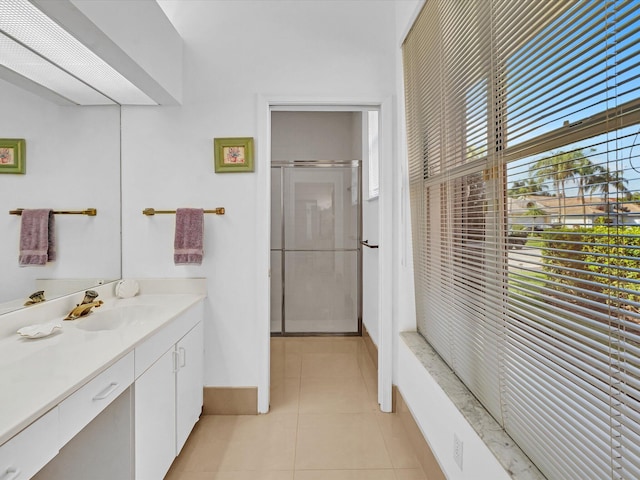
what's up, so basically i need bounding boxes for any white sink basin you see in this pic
[75,305,162,332]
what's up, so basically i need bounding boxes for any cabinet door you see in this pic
[175,321,203,455]
[134,348,176,480]
[0,407,58,480]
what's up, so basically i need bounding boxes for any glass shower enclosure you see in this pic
[271,161,361,335]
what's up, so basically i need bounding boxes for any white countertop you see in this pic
[0,279,206,446]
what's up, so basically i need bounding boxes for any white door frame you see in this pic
[256,96,394,413]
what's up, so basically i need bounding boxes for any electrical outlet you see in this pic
[453,433,464,470]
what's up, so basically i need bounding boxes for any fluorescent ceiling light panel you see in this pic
[0,32,114,104]
[0,0,156,105]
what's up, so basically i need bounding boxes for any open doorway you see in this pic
[270,111,366,335]
[258,100,391,414]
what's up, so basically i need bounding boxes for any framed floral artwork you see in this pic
[214,137,254,173]
[0,139,26,174]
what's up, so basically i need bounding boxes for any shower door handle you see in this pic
[360,240,379,249]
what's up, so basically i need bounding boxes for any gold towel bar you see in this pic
[10,208,97,216]
[142,207,225,216]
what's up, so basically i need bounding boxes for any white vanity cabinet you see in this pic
[1,294,206,480]
[176,321,204,453]
[17,353,135,480]
[135,347,177,480]
[134,303,204,480]
[0,408,58,480]
[58,351,134,446]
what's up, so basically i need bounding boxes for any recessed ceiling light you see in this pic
[0,0,156,105]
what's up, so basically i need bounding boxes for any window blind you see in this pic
[404,1,640,479]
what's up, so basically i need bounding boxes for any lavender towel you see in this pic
[174,208,204,265]
[19,209,56,266]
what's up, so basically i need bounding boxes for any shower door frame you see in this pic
[271,159,362,337]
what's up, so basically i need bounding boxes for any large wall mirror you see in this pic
[0,78,121,314]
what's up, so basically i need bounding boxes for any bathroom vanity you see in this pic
[0,279,206,480]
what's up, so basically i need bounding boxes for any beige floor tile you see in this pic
[301,352,361,378]
[285,338,336,354]
[298,376,377,414]
[181,415,244,445]
[294,470,396,480]
[330,337,365,354]
[167,470,294,480]
[169,338,438,480]
[174,429,296,472]
[271,337,286,353]
[357,344,376,369]
[198,413,298,443]
[272,349,302,375]
[358,351,378,392]
[174,413,298,473]
[375,411,407,437]
[270,377,301,413]
[393,469,428,479]
[284,352,303,377]
[383,439,422,469]
[271,354,285,378]
[375,413,422,469]
[164,469,214,480]
[295,413,393,470]
[212,471,294,480]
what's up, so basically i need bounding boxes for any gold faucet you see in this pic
[64,290,103,321]
[24,290,46,306]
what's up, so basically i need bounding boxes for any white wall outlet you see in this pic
[453,433,464,470]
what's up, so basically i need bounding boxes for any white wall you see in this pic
[0,79,121,304]
[361,110,380,346]
[121,1,396,393]
[398,341,511,480]
[271,111,360,162]
[393,0,421,352]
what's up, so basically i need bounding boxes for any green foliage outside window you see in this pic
[541,226,640,317]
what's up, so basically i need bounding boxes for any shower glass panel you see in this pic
[271,161,360,335]
[284,251,358,333]
[271,168,284,332]
[270,250,283,332]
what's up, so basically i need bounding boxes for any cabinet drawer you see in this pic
[58,351,134,446]
[0,407,58,480]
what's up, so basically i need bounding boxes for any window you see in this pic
[404,1,640,479]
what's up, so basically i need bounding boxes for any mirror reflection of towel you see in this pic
[174,208,204,265]
[19,209,56,266]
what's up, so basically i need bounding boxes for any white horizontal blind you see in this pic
[405,0,505,420]
[404,1,640,479]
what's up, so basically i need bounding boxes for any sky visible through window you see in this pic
[504,1,640,197]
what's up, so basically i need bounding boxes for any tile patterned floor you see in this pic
[165,337,428,480]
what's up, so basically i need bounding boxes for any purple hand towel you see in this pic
[174,208,204,265]
[19,209,56,266]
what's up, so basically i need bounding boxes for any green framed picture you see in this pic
[214,137,254,173]
[0,139,26,174]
